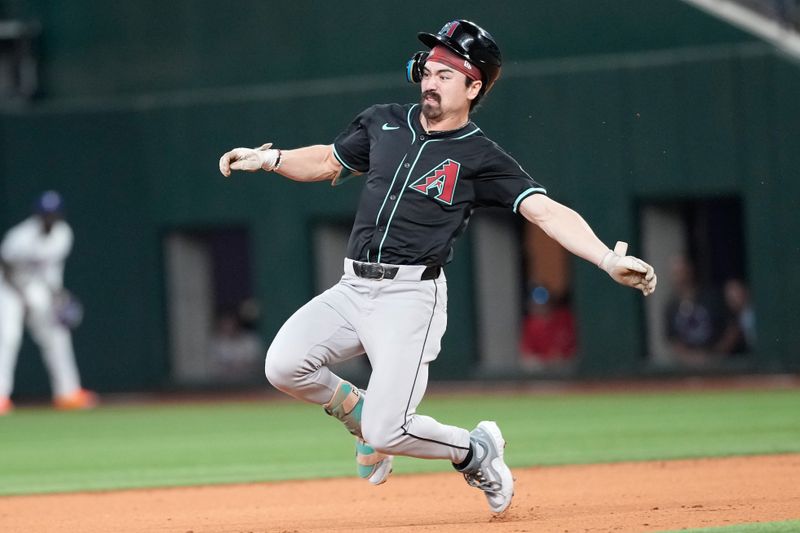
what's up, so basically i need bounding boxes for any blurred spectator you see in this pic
[519,285,576,371]
[715,278,756,355]
[208,309,263,381]
[0,191,97,414]
[663,255,726,367]
[236,297,261,331]
[777,0,800,30]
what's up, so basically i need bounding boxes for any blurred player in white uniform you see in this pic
[0,191,97,414]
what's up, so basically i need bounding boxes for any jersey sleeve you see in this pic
[473,143,547,213]
[0,223,32,263]
[332,106,375,174]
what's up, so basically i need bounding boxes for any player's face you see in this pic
[420,61,475,120]
[37,212,61,233]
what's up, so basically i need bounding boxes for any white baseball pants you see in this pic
[0,279,82,398]
[265,259,471,463]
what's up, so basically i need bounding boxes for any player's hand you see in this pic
[599,241,657,296]
[218,143,279,176]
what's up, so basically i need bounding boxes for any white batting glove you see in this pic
[598,241,657,296]
[218,143,281,177]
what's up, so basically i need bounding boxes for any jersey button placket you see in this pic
[374,137,423,262]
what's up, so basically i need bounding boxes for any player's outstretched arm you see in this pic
[518,194,657,296]
[219,144,343,183]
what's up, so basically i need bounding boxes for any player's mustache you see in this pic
[422,91,440,103]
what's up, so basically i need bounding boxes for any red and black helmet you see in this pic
[413,19,503,95]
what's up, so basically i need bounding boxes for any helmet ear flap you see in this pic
[406,51,428,83]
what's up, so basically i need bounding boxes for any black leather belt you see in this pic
[352,261,441,281]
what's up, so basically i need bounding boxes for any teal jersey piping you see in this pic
[374,153,408,226]
[407,104,418,145]
[332,144,359,173]
[374,104,416,227]
[512,187,548,213]
[377,126,482,262]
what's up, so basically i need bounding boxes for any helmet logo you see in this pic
[441,21,459,37]
[463,60,473,71]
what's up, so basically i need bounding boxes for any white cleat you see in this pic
[460,421,514,513]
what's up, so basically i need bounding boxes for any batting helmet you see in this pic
[408,20,502,97]
[34,190,64,214]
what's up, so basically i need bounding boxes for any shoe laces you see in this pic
[463,469,501,492]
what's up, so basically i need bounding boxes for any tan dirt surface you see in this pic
[1,454,797,533]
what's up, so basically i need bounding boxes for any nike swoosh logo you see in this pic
[382,123,400,131]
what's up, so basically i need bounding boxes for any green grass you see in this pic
[658,519,800,532]
[0,388,798,495]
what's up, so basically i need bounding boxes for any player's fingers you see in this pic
[630,257,655,277]
[613,241,628,256]
[639,260,655,281]
[219,152,232,177]
[647,273,658,294]
[220,148,252,176]
[617,257,647,274]
[639,273,657,296]
[230,155,259,169]
[630,275,647,294]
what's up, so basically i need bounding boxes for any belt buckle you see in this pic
[373,263,385,281]
[358,261,385,280]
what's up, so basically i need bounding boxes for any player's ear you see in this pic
[466,80,483,101]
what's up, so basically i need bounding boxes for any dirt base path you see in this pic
[2,454,797,533]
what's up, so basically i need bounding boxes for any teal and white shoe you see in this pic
[356,438,394,485]
[458,421,514,513]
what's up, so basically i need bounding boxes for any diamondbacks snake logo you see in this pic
[409,159,460,205]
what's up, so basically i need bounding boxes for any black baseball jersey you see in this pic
[333,103,546,266]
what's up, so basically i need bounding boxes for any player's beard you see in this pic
[420,91,442,120]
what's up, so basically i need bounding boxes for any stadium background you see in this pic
[2,2,800,532]
[0,0,798,394]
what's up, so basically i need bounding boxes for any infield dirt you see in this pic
[1,454,797,532]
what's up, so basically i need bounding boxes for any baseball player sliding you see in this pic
[219,20,656,514]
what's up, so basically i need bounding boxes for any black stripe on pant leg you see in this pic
[401,280,437,429]
[399,281,468,451]
[404,431,471,450]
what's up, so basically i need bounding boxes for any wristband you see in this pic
[257,146,280,171]
[598,249,615,272]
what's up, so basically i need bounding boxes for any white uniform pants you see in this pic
[0,279,82,398]
[265,259,471,463]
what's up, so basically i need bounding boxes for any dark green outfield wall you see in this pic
[4,0,752,99]
[1,1,798,393]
